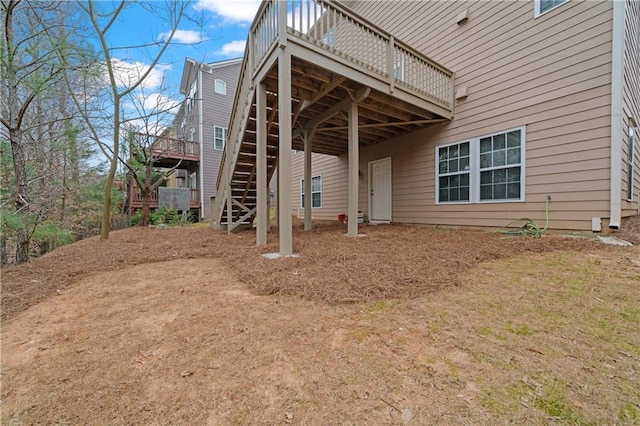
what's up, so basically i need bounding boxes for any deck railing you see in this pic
[128,183,200,207]
[248,0,454,110]
[150,136,199,159]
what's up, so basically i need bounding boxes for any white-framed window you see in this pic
[394,56,405,81]
[321,26,335,47]
[214,79,226,95]
[534,0,569,18]
[436,127,525,204]
[189,128,195,142]
[479,129,524,201]
[301,175,322,208]
[437,141,471,203]
[214,126,227,150]
[187,81,197,112]
[628,126,637,201]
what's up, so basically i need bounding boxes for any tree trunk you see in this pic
[141,189,151,226]
[10,128,31,264]
[60,149,67,222]
[0,235,7,266]
[100,98,120,240]
[3,2,32,264]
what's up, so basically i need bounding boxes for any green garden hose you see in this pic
[496,198,551,238]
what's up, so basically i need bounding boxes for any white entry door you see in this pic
[369,157,392,223]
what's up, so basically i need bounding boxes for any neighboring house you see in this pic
[125,125,201,219]
[175,57,243,221]
[215,0,639,256]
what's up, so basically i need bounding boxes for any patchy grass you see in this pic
[440,250,640,423]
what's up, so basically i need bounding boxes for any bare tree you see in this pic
[115,82,184,226]
[67,0,191,240]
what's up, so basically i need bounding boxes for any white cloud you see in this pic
[110,59,170,90]
[194,0,261,23]
[218,40,246,56]
[133,93,181,115]
[158,29,206,44]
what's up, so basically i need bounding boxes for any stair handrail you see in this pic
[215,0,279,224]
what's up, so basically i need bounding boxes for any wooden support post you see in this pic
[304,132,312,231]
[275,166,279,228]
[226,137,233,233]
[278,50,293,255]
[348,101,359,237]
[256,82,268,246]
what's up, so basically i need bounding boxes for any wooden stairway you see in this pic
[214,57,280,231]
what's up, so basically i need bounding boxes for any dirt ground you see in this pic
[1,218,639,423]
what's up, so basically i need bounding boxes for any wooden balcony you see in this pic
[250,0,454,119]
[147,136,200,169]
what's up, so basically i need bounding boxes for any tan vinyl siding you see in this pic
[621,0,640,217]
[291,151,348,220]
[291,0,618,230]
[200,62,241,220]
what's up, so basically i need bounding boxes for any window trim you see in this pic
[213,126,226,150]
[300,175,322,208]
[435,140,472,205]
[187,81,197,112]
[534,0,569,18]
[214,79,226,95]
[435,126,526,205]
[394,56,405,81]
[321,26,335,47]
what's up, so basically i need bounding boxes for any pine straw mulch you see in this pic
[2,218,622,323]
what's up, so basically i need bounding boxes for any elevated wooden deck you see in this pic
[130,135,200,170]
[215,0,454,253]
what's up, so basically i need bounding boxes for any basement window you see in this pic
[437,141,471,203]
[479,130,523,201]
[321,27,335,47]
[301,176,322,208]
[436,127,525,204]
[534,0,569,18]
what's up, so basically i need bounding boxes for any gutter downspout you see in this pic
[609,0,626,229]
[198,64,205,221]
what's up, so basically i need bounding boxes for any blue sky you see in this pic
[87,0,263,127]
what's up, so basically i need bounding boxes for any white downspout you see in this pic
[198,64,205,221]
[609,0,625,229]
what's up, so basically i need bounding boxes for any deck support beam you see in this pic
[347,101,359,237]
[256,82,268,246]
[292,87,370,140]
[278,49,293,255]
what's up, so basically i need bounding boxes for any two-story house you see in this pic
[175,57,242,221]
[214,0,639,256]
